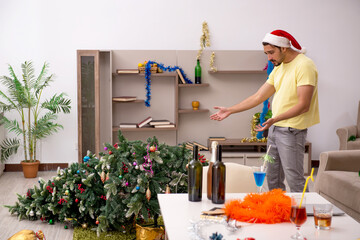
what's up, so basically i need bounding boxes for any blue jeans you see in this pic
[266,125,308,192]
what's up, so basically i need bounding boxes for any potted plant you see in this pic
[0,61,71,178]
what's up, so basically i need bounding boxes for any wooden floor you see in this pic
[0,171,73,240]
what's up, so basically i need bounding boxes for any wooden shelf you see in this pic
[113,126,177,132]
[178,109,209,114]
[178,83,210,88]
[208,70,266,74]
[112,99,145,103]
[113,72,177,77]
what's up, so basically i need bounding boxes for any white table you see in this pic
[158,193,360,240]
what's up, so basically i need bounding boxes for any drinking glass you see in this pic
[252,166,266,193]
[290,196,307,240]
[313,204,333,230]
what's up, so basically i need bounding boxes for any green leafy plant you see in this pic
[0,61,71,162]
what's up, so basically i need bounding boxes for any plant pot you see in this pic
[21,160,40,178]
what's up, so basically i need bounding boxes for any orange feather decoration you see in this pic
[224,189,291,224]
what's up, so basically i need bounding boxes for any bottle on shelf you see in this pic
[207,141,218,200]
[212,145,226,204]
[195,59,202,84]
[188,145,203,202]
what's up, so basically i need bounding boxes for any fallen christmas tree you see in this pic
[6,131,204,236]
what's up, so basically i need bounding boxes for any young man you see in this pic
[210,30,319,192]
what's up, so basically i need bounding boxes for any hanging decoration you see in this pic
[144,61,192,107]
[197,21,210,60]
[256,60,274,139]
[210,52,217,72]
[142,144,154,175]
[146,187,151,202]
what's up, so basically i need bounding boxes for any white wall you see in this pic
[0,0,359,163]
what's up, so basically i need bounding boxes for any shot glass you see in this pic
[313,204,333,230]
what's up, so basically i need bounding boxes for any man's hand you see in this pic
[210,106,231,121]
[255,118,276,132]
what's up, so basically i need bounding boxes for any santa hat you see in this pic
[263,30,306,54]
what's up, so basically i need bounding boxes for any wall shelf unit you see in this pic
[208,70,266,74]
[112,99,145,103]
[113,127,177,132]
[77,50,274,161]
[178,83,210,88]
[178,109,209,114]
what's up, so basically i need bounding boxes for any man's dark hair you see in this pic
[262,42,281,50]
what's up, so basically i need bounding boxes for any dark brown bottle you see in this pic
[207,141,218,200]
[212,145,226,204]
[188,145,202,202]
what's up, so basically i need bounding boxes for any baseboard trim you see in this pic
[5,163,69,172]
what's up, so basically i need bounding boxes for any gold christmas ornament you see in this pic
[165,185,171,194]
[81,223,88,229]
[100,171,106,183]
[146,187,151,202]
[7,230,44,240]
[136,224,165,240]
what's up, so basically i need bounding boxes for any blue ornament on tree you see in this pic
[83,156,90,162]
[77,170,80,174]
[136,186,140,190]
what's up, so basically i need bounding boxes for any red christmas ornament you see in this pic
[96,220,99,225]
[75,198,79,203]
[149,145,156,152]
[109,151,113,155]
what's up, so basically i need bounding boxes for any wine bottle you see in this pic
[188,145,203,202]
[212,145,226,204]
[195,59,202,84]
[207,141,218,200]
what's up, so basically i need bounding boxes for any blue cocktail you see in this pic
[252,166,266,193]
[253,171,266,187]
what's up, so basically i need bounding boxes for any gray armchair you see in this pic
[336,101,360,150]
[314,150,360,222]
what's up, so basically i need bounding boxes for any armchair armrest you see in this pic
[336,125,357,150]
[314,150,360,193]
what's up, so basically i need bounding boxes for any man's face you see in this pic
[263,45,285,66]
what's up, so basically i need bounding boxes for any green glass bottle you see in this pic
[188,145,203,202]
[195,59,202,84]
[212,145,226,204]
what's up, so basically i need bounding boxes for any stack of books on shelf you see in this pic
[149,120,175,128]
[183,141,208,151]
[119,116,153,129]
[176,69,186,84]
[209,137,226,141]
[119,123,138,128]
[113,96,137,102]
[137,116,153,128]
[116,69,139,74]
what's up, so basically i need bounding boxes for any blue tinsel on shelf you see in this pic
[144,61,193,107]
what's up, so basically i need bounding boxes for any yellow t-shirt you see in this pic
[266,54,320,129]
